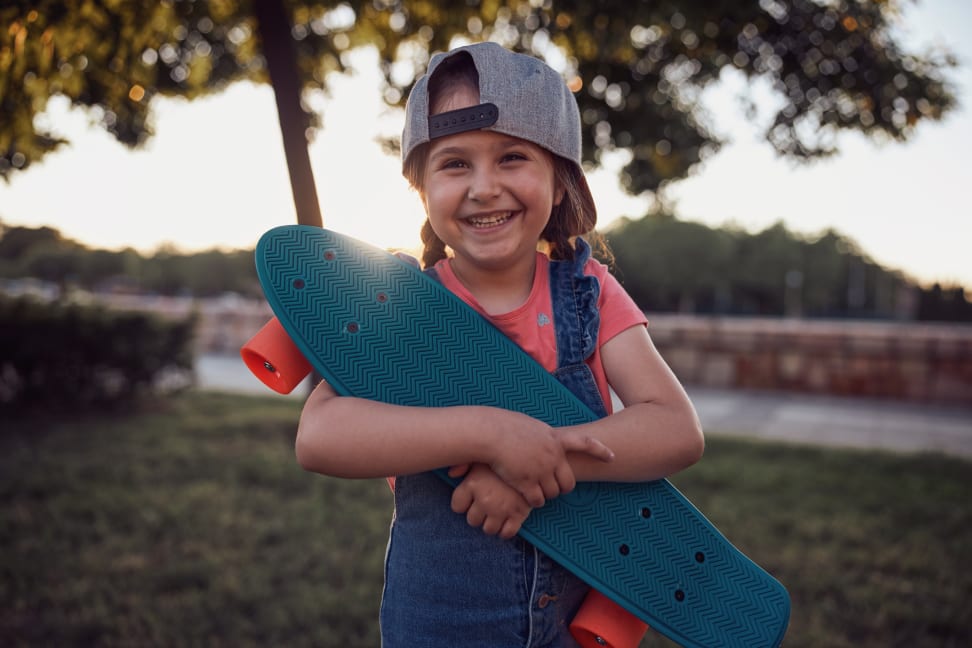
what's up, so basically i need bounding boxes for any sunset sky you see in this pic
[0,1,969,288]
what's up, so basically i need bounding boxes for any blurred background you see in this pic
[1,1,970,646]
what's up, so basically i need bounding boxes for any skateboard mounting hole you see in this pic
[324,250,335,261]
[675,589,685,602]
[695,552,705,563]
[293,278,305,289]
[640,507,651,519]
[619,544,630,556]
[263,361,276,373]
[377,292,388,303]
[346,322,359,333]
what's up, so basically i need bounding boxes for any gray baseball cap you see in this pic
[402,42,583,168]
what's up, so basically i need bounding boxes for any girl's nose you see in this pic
[467,167,501,202]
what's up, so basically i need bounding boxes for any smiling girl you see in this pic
[296,42,703,647]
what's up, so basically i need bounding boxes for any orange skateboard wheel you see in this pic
[570,589,649,648]
[240,317,313,394]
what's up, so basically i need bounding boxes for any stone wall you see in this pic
[99,294,972,406]
[648,315,972,406]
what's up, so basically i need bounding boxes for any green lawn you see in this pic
[1,391,969,647]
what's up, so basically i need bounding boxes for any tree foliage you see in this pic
[3,220,968,322]
[1,0,957,194]
[0,222,260,297]
[603,214,962,319]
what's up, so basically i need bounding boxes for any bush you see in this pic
[0,295,195,412]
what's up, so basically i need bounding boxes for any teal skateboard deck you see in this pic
[251,224,790,647]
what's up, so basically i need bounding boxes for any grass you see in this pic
[1,391,969,647]
[659,439,971,648]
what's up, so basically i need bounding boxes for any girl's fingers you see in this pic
[540,475,562,502]
[523,485,546,509]
[555,464,576,495]
[499,518,521,540]
[481,516,502,536]
[465,506,486,528]
[559,432,615,462]
[451,486,473,514]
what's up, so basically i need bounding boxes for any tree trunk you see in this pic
[254,0,325,395]
[253,0,323,228]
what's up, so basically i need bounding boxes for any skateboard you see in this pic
[241,224,790,648]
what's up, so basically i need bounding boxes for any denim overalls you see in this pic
[380,240,608,647]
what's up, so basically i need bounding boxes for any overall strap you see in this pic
[419,249,608,418]
[548,238,609,419]
[423,266,440,282]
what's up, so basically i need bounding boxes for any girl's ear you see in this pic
[553,182,566,207]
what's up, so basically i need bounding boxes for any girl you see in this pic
[296,42,704,647]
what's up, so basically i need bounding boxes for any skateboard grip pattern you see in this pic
[256,225,789,648]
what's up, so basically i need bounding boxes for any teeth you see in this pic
[468,212,512,227]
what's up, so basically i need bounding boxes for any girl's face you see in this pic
[422,101,563,276]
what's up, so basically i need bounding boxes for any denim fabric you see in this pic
[549,238,608,419]
[381,473,589,647]
[380,242,605,647]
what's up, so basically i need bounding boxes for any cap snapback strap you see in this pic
[428,103,499,140]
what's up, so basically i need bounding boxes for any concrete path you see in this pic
[688,386,972,459]
[198,353,312,397]
[196,354,972,460]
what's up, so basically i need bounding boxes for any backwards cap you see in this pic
[402,42,583,168]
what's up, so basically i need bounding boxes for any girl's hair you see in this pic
[404,51,608,269]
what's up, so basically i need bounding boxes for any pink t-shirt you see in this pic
[434,252,648,415]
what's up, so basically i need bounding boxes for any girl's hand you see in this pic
[485,410,614,507]
[449,463,532,539]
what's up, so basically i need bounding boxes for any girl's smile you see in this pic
[423,128,563,287]
[464,211,514,229]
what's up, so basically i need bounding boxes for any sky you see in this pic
[0,2,969,289]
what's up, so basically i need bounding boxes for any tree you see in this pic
[0,221,65,261]
[0,0,957,208]
[605,216,918,318]
[918,284,972,322]
[731,222,803,314]
[607,212,736,312]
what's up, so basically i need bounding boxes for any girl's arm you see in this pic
[565,324,705,482]
[450,325,702,539]
[295,381,614,507]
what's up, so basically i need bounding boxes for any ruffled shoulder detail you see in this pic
[549,238,601,361]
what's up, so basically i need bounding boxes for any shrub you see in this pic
[0,295,195,412]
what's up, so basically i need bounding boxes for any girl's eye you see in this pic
[441,158,468,169]
[501,152,527,163]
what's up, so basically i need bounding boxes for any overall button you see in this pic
[537,593,557,609]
